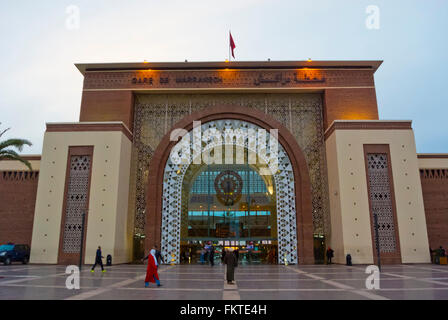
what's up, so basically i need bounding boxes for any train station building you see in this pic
[1,60,447,265]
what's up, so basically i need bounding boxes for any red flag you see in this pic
[229,32,236,58]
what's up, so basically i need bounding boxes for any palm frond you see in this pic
[0,125,33,171]
[0,127,10,138]
[0,138,32,152]
[0,149,20,157]
[0,150,33,171]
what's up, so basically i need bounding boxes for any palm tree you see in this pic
[0,123,33,170]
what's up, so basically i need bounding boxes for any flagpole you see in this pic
[228,30,231,61]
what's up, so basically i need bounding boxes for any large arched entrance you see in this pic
[145,105,314,264]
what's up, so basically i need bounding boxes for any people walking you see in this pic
[346,253,352,266]
[204,245,209,263]
[435,246,446,264]
[247,243,254,264]
[91,246,105,273]
[223,248,237,284]
[142,248,162,288]
[209,246,215,266]
[326,247,334,264]
[154,245,165,265]
[221,247,226,263]
[268,247,276,264]
[439,246,446,257]
[185,250,190,264]
[200,248,206,264]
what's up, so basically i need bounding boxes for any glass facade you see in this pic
[183,165,277,242]
[191,170,268,194]
[180,164,278,264]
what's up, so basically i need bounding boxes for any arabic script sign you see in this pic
[131,72,325,87]
[83,69,374,90]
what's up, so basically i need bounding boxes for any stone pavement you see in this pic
[0,263,448,300]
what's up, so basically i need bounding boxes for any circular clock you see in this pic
[214,170,243,206]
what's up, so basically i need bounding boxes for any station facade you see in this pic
[1,60,447,265]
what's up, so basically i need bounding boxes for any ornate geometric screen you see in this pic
[366,153,397,253]
[130,93,330,250]
[62,155,91,253]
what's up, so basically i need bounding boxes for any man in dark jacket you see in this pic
[326,247,334,265]
[91,246,105,273]
[221,247,226,263]
[234,248,239,263]
[209,246,215,266]
[223,249,237,284]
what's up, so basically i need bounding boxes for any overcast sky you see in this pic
[0,0,447,154]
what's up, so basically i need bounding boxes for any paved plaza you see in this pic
[1,263,448,300]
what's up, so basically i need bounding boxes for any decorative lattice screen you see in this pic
[367,153,397,253]
[62,155,91,253]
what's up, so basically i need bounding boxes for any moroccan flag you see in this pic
[229,32,236,58]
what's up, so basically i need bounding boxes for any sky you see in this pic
[0,0,447,154]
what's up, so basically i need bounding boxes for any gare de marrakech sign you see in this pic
[131,71,325,86]
[81,67,375,90]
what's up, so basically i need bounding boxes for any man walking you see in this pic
[326,247,334,265]
[221,247,226,264]
[234,248,239,263]
[91,246,106,273]
[209,246,215,266]
[223,248,237,284]
[200,248,206,264]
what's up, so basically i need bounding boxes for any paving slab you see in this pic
[0,263,447,300]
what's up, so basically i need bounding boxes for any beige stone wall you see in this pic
[325,133,346,263]
[114,134,133,262]
[0,158,41,171]
[418,156,448,169]
[30,129,132,264]
[326,126,430,264]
